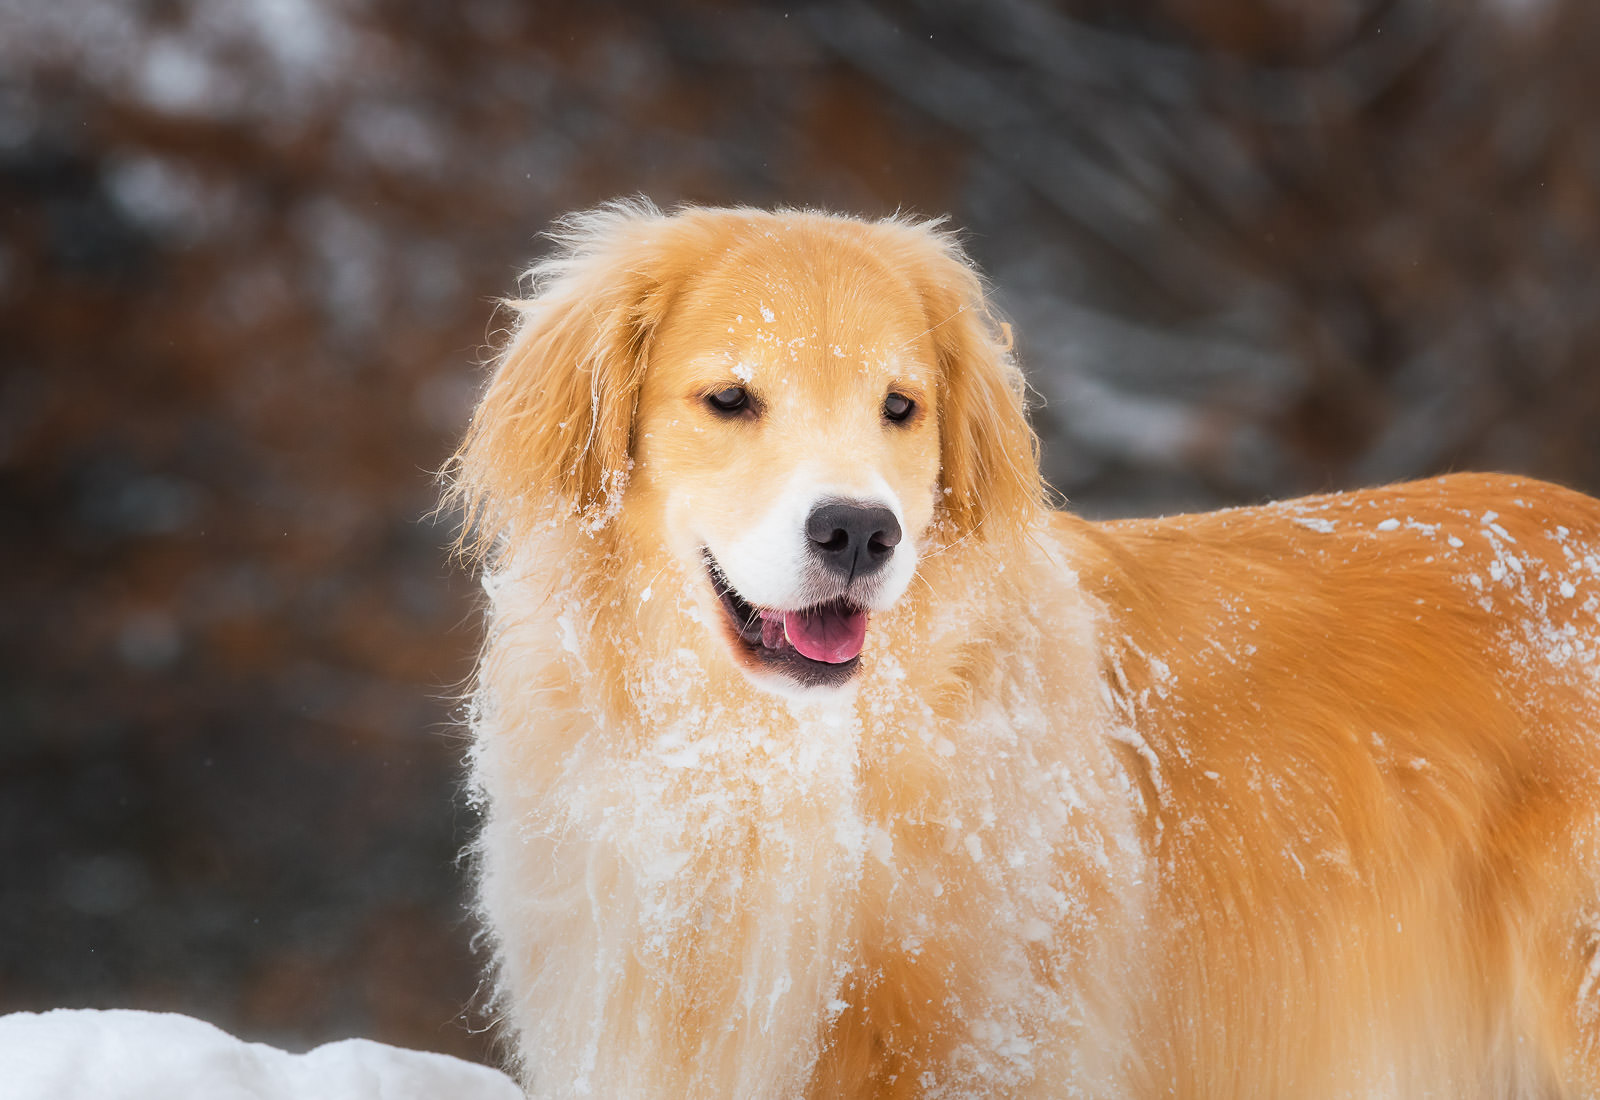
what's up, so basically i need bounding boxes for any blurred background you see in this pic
[2,0,1597,1069]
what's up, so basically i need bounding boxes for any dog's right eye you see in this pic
[706,386,750,414]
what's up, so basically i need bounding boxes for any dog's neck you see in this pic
[475,511,1149,826]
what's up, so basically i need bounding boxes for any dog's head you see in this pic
[452,203,1041,693]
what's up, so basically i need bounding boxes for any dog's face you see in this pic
[453,205,1042,696]
[629,245,943,691]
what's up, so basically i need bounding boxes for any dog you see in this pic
[448,201,1600,1098]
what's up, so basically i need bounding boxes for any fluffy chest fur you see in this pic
[471,520,1149,1098]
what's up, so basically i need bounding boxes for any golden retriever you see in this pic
[448,202,1600,1098]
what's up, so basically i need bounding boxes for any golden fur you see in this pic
[450,202,1600,1098]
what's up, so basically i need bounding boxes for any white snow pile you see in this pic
[0,1009,522,1100]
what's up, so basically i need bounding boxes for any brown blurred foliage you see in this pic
[1,0,1596,1067]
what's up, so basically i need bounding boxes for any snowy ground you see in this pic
[0,1009,521,1100]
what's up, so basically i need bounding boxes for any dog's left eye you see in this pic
[706,386,750,414]
[883,392,915,422]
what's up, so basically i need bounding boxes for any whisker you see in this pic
[919,516,984,562]
[635,562,671,608]
[895,303,969,353]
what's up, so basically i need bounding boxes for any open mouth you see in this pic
[703,551,866,688]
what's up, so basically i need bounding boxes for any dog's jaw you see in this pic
[703,549,866,691]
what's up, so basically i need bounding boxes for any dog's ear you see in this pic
[890,222,1044,540]
[449,202,682,555]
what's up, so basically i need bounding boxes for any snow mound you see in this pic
[0,1009,521,1100]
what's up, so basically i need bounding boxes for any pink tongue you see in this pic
[783,604,868,664]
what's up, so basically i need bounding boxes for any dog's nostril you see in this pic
[820,529,849,552]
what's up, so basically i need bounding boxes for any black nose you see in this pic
[805,501,902,581]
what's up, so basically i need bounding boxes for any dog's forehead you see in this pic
[669,241,938,391]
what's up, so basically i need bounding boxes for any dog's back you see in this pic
[1069,472,1600,1096]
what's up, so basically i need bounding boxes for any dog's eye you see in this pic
[883,392,915,422]
[706,386,749,414]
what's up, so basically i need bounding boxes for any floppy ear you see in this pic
[448,202,680,556]
[891,222,1044,540]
